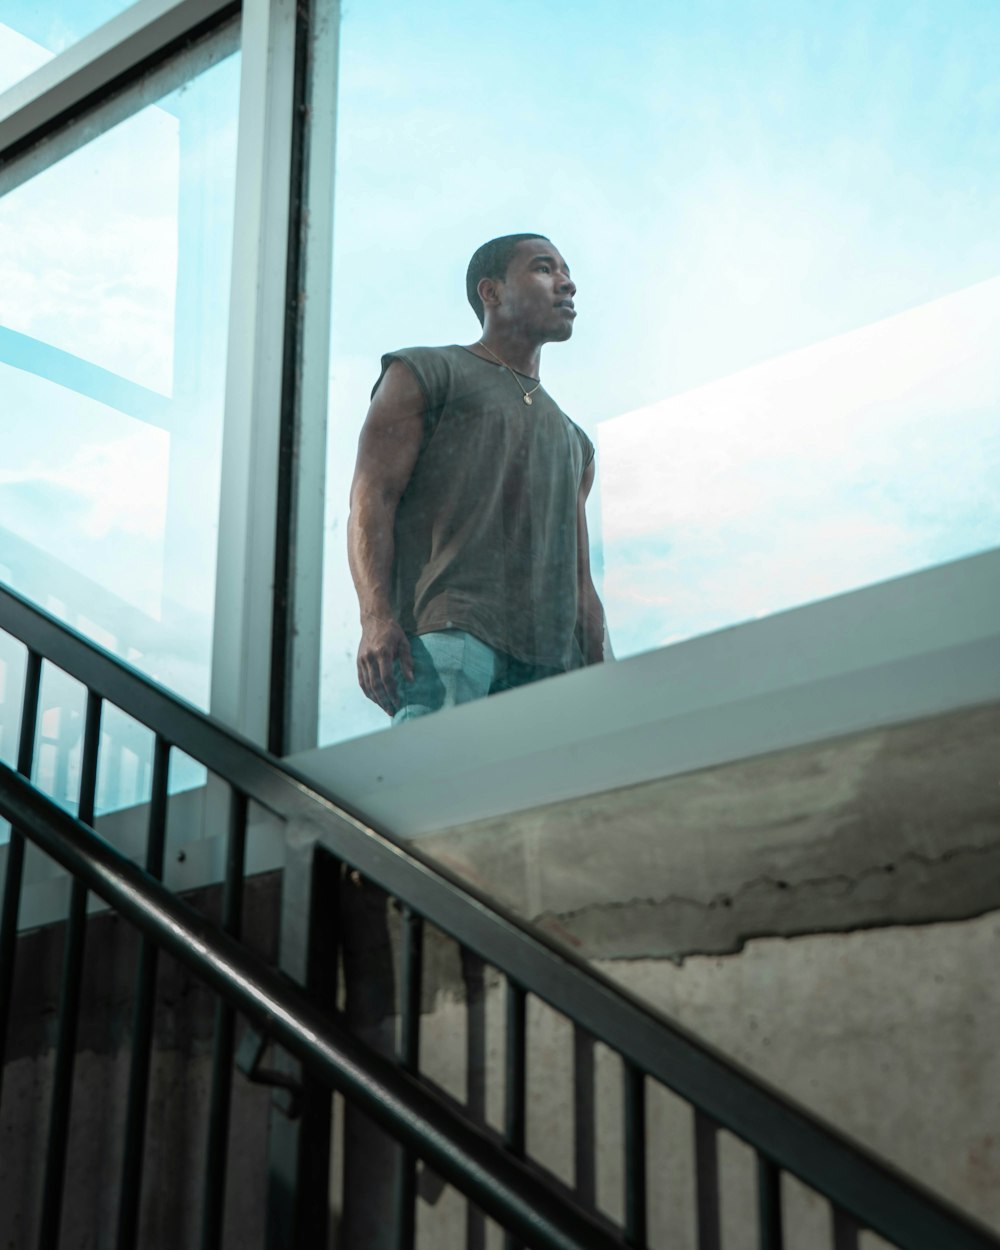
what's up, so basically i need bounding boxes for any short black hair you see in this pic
[466,233,550,325]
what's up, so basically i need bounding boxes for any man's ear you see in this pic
[478,275,502,311]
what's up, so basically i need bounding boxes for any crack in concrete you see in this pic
[536,839,1000,963]
[546,839,1000,923]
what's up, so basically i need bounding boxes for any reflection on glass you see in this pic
[0,51,239,823]
[32,661,87,817]
[95,704,154,819]
[0,2,137,95]
[320,0,1000,746]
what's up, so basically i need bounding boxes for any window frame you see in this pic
[0,0,335,760]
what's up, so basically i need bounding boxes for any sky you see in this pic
[1,2,998,750]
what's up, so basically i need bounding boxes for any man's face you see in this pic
[495,239,577,342]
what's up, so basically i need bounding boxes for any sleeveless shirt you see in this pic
[372,345,595,671]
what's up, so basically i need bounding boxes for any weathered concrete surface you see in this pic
[0,872,282,1250]
[418,702,1000,961]
[388,700,1000,1246]
[600,913,1000,1243]
[403,913,1000,1249]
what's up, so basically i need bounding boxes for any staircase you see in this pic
[0,582,997,1250]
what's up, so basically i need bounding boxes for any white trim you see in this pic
[210,0,299,746]
[0,11,239,195]
[282,0,340,754]
[0,0,236,151]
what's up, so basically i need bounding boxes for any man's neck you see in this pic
[473,330,542,379]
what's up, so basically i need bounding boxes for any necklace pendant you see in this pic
[523,394,533,405]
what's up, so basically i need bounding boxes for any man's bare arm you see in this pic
[347,360,425,713]
[576,458,605,665]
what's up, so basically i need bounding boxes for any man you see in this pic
[348,232,604,721]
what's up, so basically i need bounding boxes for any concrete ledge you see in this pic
[292,549,1000,837]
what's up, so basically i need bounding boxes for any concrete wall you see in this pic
[404,701,1000,1246]
[0,872,282,1250]
[398,912,999,1249]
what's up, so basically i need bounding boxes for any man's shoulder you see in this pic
[383,344,462,367]
[376,345,463,406]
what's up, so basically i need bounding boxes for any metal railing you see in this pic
[1,581,998,1250]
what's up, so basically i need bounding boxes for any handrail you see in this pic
[0,761,620,1250]
[2,581,999,1250]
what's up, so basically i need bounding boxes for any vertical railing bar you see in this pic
[573,1025,596,1209]
[502,980,527,1250]
[694,1109,722,1250]
[0,648,42,1110]
[462,949,487,1250]
[831,1203,861,1250]
[115,733,171,1249]
[393,905,424,1250]
[757,1153,784,1250]
[289,845,341,1244]
[37,687,102,1250]
[199,786,248,1250]
[623,1062,648,1248]
[505,981,527,1156]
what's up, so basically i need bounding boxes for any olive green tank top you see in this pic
[372,345,595,671]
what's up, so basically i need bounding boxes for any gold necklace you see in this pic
[477,341,542,405]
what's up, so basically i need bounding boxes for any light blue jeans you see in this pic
[392,630,562,723]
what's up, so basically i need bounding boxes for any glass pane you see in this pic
[0,2,138,95]
[0,631,27,769]
[32,661,87,817]
[319,0,1000,746]
[0,50,239,714]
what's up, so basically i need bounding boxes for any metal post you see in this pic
[462,948,488,1250]
[209,0,338,757]
[0,649,42,1108]
[832,1204,860,1250]
[270,0,339,756]
[757,1154,784,1250]
[116,734,171,1249]
[265,828,338,1248]
[503,981,528,1250]
[200,786,248,1250]
[37,689,102,1250]
[694,1110,721,1250]
[394,906,424,1250]
[623,1064,647,1247]
[572,1024,595,1210]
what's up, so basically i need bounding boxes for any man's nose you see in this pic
[559,274,577,296]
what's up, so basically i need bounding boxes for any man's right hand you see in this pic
[357,617,414,715]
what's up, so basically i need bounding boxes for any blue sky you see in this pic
[2,2,999,745]
[328,0,1000,417]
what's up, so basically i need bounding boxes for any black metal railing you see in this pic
[1,581,998,1250]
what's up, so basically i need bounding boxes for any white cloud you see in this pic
[0,426,169,541]
[598,276,1000,653]
[0,94,179,393]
